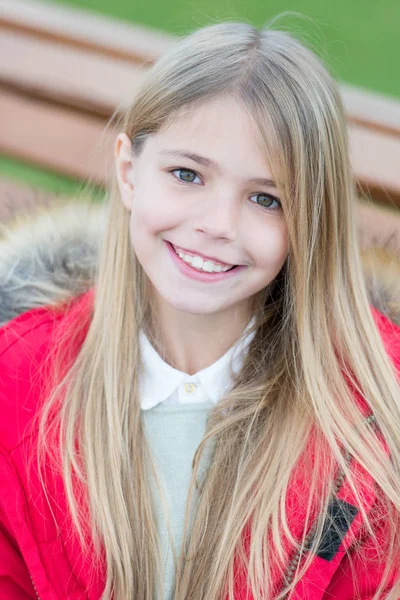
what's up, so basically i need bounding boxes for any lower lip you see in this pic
[165,241,246,283]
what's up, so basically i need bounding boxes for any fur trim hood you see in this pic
[0,200,105,326]
[0,198,399,327]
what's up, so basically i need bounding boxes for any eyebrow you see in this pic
[159,149,278,190]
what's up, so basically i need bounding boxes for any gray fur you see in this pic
[0,200,106,326]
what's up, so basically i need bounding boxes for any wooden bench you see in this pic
[0,0,400,208]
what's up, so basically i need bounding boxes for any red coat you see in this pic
[0,289,399,599]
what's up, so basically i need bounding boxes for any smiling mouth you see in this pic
[170,243,238,273]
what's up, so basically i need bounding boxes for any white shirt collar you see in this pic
[139,318,256,410]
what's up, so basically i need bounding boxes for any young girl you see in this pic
[1,20,400,600]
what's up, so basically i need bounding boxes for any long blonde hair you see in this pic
[39,20,400,599]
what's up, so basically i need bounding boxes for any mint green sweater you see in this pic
[142,400,214,600]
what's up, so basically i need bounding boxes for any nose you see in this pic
[192,191,239,242]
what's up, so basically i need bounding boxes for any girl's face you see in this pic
[115,96,289,321]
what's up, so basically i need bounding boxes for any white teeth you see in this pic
[192,256,203,269]
[203,260,215,272]
[173,246,233,273]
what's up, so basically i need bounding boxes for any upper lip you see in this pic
[169,242,237,267]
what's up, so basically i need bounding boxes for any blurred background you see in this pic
[54,0,400,97]
[0,0,399,224]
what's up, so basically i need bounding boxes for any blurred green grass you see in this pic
[0,156,105,201]
[52,0,400,99]
[0,156,87,196]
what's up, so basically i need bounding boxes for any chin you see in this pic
[160,291,225,316]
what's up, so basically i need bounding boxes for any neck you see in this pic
[148,294,252,375]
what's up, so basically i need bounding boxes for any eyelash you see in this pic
[169,167,282,212]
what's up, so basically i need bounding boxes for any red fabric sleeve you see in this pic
[0,503,36,600]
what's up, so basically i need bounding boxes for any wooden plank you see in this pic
[0,0,176,65]
[357,200,400,254]
[3,29,400,143]
[0,88,115,185]
[349,124,400,207]
[341,83,400,137]
[2,0,400,141]
[0,86,398,206]
[0,29,146,117]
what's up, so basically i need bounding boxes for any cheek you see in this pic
[130,185,187,236]
[131,201,164,236]
[249,220,289,274]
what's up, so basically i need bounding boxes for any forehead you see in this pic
[147,95,274,175]
[162,96,252,133]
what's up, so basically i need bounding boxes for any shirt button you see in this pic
[184,383,196,395]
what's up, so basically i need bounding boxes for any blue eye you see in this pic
[172,168,202,184]
[250,193,281,210]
